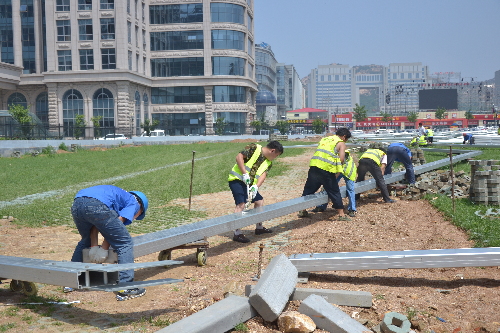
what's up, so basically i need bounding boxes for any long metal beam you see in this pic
[132,149,482,258]
[289,248,500,272]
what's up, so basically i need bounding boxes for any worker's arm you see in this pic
[256,171,267,188]
[90,226,100,247]
[380,163,386,175]
[235,153,247,175]
[336,141,346,164]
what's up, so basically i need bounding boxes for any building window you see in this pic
[149,4,203,24]
[78,0,92,10]
[151,86,205,104]
[210,3,244,24]
[213,86,246,103]
[56,20,71,41]
[79,49,94,70]
[56,0,70,11]
[63,89,84,136]
[143,57,146,75]
[128,50,132,70]
[100,0,114,10]
[150,31,203,51]
[0,3,14,64]
[93,88,114,130]
[100,18,115,39]
[150,58,204,77]
[247,63,253,79]
[247,12,252,30]
[408,73,412,79]
[143,93,149,120]
[142,3,145,21]
[127,0,130,14]
[78,19,93,40]
[142,29,146,50]
[58,50,72,71]
[247,39,253,55]
[211,30,244,50]
[7,92,28,109]
[127,21,131,43]
[101,48,116,69]
[36,92,49,125]
[400,73,404,79]
[212,57,244,76]
[135,26,139,47]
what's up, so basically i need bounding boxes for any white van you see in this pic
[141,129,166,137]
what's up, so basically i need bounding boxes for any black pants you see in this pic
[356,158,391,202]
[302,166,344,210]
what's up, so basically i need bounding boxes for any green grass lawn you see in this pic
[0,141,306,234]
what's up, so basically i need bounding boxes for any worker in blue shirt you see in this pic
[68,185,149,301]
[384,142,415,184]
[462,133,474,144]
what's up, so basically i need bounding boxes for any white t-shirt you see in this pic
[381,154,387,165]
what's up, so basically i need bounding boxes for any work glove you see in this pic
[242,173,251,185]
[249,185,258,200]
[89,246,109,264]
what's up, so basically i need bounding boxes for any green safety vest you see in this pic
[309,136,344,174]
[228,144,271,184]
[360,149,385,166]
[342,150,357,181]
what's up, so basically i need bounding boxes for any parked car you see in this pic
[351,130,364,136]
[98,134,129,140]
[141,130,166,137]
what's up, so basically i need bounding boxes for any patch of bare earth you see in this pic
[1,148,500,333]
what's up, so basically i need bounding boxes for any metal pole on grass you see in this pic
[449,146,455,213]
[188,151,196,211]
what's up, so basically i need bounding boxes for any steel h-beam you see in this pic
[132,149,481,258]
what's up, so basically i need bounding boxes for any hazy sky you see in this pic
[254,0,499,82]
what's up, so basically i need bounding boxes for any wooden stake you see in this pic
[189,151,196,211]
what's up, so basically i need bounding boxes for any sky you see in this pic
[254,0,500,82]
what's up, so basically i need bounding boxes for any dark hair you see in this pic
[419,123,422,126]
[336,127,352,140]
[267,140,284,155]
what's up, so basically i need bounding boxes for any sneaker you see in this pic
[255,227,273,235]
[337,216,351,221]
[348,210,357,217]
[298,210,309,218]
[311,206,325,213]
[63,287,74,293]
[384,199,395,203]
[115,288,146,301]
[233,234,250,243]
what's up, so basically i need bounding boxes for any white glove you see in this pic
[249,185,258,200]
[89,246,109,264]
[242,173,251,185]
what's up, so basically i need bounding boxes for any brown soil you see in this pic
[1,148,499,333]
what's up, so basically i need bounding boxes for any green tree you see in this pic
[250,120,263,134]
[380,111,393,123]
[215,117,226,135]
[312,118,326,134]
[435,107,447,120]
[352,103,368,122]
[464,110,474,120]
[141,118,160,136]
[8,104,34,139]
[274,120,290,135]
[74,114,86,139]
[407,111,418,124]
[91,115,103,139]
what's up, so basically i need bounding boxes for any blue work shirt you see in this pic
[464,133,473,141]
[388,142,412,162]
[75,185,140,225]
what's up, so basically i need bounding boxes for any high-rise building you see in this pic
[0,0,257,136]
[275,63,304,118]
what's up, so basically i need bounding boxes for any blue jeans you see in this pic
[71,197,134,283]
[385,146,416,184]
[317,174,356,211]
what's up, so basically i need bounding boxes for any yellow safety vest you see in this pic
[360,149,385,166]
[309,136,344,173]
[228,144,272,184]
[343,150,357,181]
[418,135,428,146]
[426,129,434,136]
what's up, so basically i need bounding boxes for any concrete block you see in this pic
[245,286,372,308]
[298,294,368,333]
[248,253,298,322]
[381,311,411,333]
[155,295,256,333]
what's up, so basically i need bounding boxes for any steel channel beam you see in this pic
[289,248,500,272]
[133,149,481,258]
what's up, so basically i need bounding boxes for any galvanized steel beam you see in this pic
[289,248,500,272]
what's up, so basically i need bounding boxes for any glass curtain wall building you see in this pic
[0,0,257,137]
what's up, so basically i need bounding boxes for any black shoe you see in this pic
[384,199,395,203]
[311,206,325,213]
[255,227,273,235]
[233,234,250,243]
[348,210,357,217]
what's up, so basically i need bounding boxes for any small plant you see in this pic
[5,307,20,317]
[375,294,385,300]
[0,323,15,332]
[406,306,417,320]
[234,323,249,332]
[41,145,56,157]
[58,142,68,151]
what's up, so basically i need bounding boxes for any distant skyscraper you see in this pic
[0,0,257,136]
